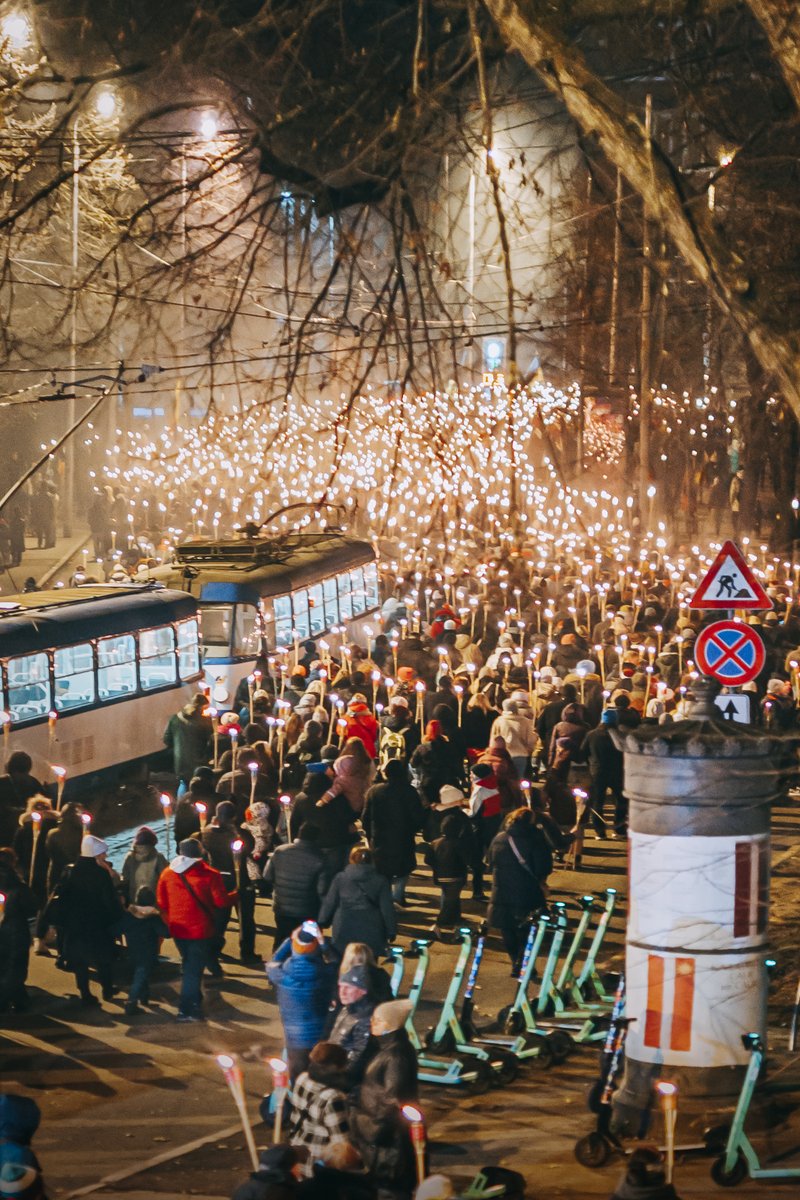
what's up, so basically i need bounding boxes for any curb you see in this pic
[37,533,92,588]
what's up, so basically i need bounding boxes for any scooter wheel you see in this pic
[547,1029,574,1062]
[574,1132,611,1168]
[424,1027,455,1054]
[496,1004,511,1028]
[466,1060,492,1095]
[703,1125,731,1155]
[710,1153,747,1187]
[504,1009,525,1036]
[490,1050,519,1086]
[529,1038,554,1070]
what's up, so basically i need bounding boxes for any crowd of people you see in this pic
[2,548,796,1198]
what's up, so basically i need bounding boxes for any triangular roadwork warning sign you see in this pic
[689,541,773,610]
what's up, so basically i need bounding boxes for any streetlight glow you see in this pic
[1,11,31,49]
[94,88,118,119]
[199,112,218,140]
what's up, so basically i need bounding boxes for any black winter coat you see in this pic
[361,779,423,879]
[409,737,462,806]
[488,821,552,922]
[292,780,356,850]
[13,811,58,903]
[45,819,84,891]
[581,726,624,785]
[318,863,396,957]
[348,1028,419,1188]
[52,857,123,967]
[263,839,327,921]
[0,863,37,982]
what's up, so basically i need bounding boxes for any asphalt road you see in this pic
[5,800,800,1199]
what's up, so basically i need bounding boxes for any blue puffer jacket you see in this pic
[265,939,338,1050]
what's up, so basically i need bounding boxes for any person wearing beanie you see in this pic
[48,834,122,1007]
[328,963,378,1084]
[287,1042,350,1177]
[263,822,328,951]
[265,923,338,1079]
[580,711,627,839]
[120,826,168,906]
[0,1093,48,1200]
[118,884,168,1016]
[348,998,419,1195]
[156,838,236,1021]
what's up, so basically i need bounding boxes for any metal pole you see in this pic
[65,118,80,538]
[638,95,653,534]
[609,168,622,383]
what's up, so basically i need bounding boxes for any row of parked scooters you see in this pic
[386,888,620,1092]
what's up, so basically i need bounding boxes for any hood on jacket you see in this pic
[169,855,205,875]
[560,703,583,724]
[0,1094,40,1144]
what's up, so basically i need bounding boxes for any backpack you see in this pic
[378,726,407,772]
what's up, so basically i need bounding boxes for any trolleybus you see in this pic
[0,584,203,785]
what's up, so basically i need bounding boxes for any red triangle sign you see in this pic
[689,541,773,610]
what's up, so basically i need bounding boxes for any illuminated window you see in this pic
[97,634,136,698]
[350,567,366,615]
[323,576,339,628]
[54,643,95,711]
[233,605,260,657]
[7,652,51,721]
[337,572,353,619]
[307,584,324,636]
[139,626,177,690]
[364,561,380,608]
[177,619,200,678]
[292,589,310,639]
[200,604,232,649]
[274,594,292,647]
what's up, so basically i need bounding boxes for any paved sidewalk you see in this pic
[0,528,91,596]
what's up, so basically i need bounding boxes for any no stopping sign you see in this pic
[694,621,766,686]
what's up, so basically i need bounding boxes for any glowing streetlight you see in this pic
[199,112,218,140]
[1,11,31,49]
[94,87,118,120]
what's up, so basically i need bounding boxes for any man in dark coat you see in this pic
[488,808,552,972]
[263,822,328,950]
[13,797,58,914]
[292,768,357,882]
[0,752,45,846]
[329,964,380,1085]
[347,999,419,1195]
[581,709,627,838]
[0,848,38,1013]
[535,683,578,769]
[163,694,213,784]
[51,835,123,1006]
[318,847,396,959]
[361,760,423,905]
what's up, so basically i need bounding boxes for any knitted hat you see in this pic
[339,964,370,992]
[80,835,108,858]
[292,926,320,955]
[133,826,157,847]
[471,762,492,779]
[437,784,465,809]
[390,695,409,708]
[397,667,416,682]
[321,744,339,762]
[215,800,236,824]
[373,999,412,1032]
[767,678,786,693]
[576,659,596,674]
[177,838,203,858]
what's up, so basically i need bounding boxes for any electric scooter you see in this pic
[423,927,519,1085]
[553,889,619,1011]
[573,887,620,1006]
[493,913,570,1062]
[388,944,405,996]
[711,1033,800,1187]
[457,921,558,1068]
[531,904,611,1051]
[403,937,493,1093]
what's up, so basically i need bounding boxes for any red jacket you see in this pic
[156,861,234,940]
[345,708,379,759]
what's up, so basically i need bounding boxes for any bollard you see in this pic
[611,678,788,1123]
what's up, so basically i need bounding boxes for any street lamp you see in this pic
[199,112,218,141]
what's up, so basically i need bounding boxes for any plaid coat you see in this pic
[288,1070,349,1176]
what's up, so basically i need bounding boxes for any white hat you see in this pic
[497,633,515,647]
[390,695,410,708]
[436,784,465,810]
[81,835,109,858]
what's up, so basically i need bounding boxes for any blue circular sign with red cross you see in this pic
[694,620,766,685]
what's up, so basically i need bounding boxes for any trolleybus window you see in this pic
[200,604,232,648]
[307,583,325,637]
[292,589,310,639]
[350,567,366,615]
[364,561,380,608]
[337,572,353,619]
[54,643,95,712]
[233,605,260,657]
[140,626,177,690]
[98,634,137,699]
[274,594,292,648]
[7,652,51,722]
[323,576,339,628]
[178,619,200,678]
